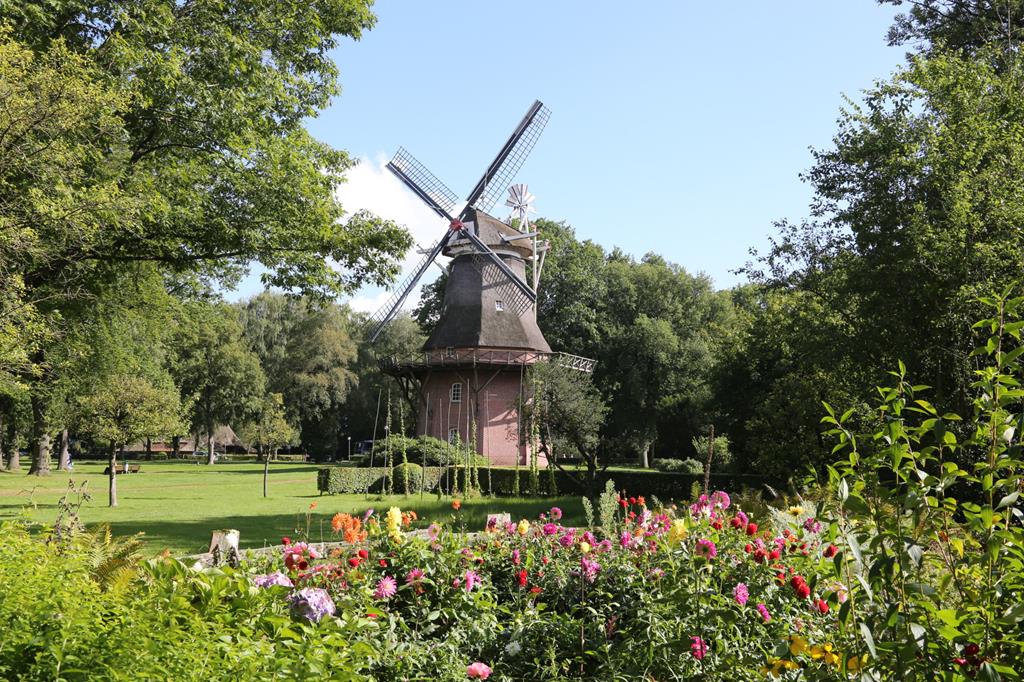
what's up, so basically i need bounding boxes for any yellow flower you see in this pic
[809,643,840,667]
[788,505,804,516]
[579,541,592,554]
[761,658,800,678]
[517,519,530,536]
[386,506,403,543]
[667,519,688,544]
[789,636,809,657]
[845,654,867,674]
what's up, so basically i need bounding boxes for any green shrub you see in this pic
[652,457,704,474]
[392,462,423,494]
[318,465,761,500]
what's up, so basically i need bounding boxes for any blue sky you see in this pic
[230,1,908,308]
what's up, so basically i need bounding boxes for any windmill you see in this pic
[368,100,551,342]
[375,100,594,468]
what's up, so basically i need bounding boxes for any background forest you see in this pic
[3,0,1024,486]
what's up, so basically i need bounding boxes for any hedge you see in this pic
[318,465,764,499]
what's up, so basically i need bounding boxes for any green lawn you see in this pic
[0,462,584,556]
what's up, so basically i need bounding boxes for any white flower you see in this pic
[505,641,522,656]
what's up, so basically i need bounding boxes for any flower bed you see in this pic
[232,491,870,680]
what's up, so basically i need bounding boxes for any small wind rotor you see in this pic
[368,101,551,342]
[505,184,535,232]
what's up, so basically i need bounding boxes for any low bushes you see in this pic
[318,463,763,500]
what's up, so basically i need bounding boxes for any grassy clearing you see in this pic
[0,462,584,556]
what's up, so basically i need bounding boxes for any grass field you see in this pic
[0,462,585,556]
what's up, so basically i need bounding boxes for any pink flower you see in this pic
[690,636,708,660]
[542,523,558,536]
[466,662,492,679]
[803,517,821,534]
[694,538,717,560]
[558,532,576,548]
[733,582,749,606]
[756,603,772,623]
[373,576,397,600]
[463,570,481,591]
[405,568,424,585]
[511,549,521,565]
[549,506,563,521]
[580,556,601,583]
[710,491,730,509]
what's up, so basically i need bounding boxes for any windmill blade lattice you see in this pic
[368,232,453,342]
[464,101,550,215]
[387,147,459,220]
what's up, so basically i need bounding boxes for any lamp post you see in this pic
[347,435,351,461]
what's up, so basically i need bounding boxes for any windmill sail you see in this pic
[463,101,550,214]
[387,147,459,220]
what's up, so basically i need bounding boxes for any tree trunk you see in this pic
[28,394,51,476]
[172,435,180,459]
[0,410,5,470]
[262,445,270,498]
[145,436,152,461]
[6,417,19,471]
[58,428,71,470]
[637,441,650,469]
[206,421,216,465]
[108,441,118,507]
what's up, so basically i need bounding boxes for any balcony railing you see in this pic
[380,349,596,374]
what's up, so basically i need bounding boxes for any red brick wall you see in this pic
[415,368,547,467]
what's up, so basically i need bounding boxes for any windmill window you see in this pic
[448,427,459,444]
[445,346,456,358]
[450,382,462,403]
[495,300,505,312]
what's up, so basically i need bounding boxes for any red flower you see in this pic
[529,586,542,594]
[823,544,838,558]
[963,643,980,657]
[790,575,810,599]
[379,559,388,568]
[730,518,743,529]
[618,498,628,508]
[629,497,637,505]
[517,569,528,587]
[452,499,462,511]
[745,523,758,536]
[542,556,550,565]
[637,496,646,506]
[281,536,292,546]
[743,543,753,553]
[358,549,369,560]
[769,549,781,561]
[711,520,723,530]
[297,559,309,571]
[348,557,361,568]
[815,599,829,614]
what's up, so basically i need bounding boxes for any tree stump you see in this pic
[208,529,241,567]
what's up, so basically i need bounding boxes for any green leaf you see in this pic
[996,491,1019,510]
[859,623,877,659]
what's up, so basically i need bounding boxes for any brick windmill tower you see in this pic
[370,101,594,466]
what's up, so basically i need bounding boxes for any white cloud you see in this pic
[336,155,450,314]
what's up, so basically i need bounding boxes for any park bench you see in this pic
[103,463,141,475]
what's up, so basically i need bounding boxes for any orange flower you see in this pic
[452,499,462,511]
[330,513,367,543]
[309,502,318,510]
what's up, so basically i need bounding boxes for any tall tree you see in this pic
[174,304,266,464]
[2,1,412,472]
